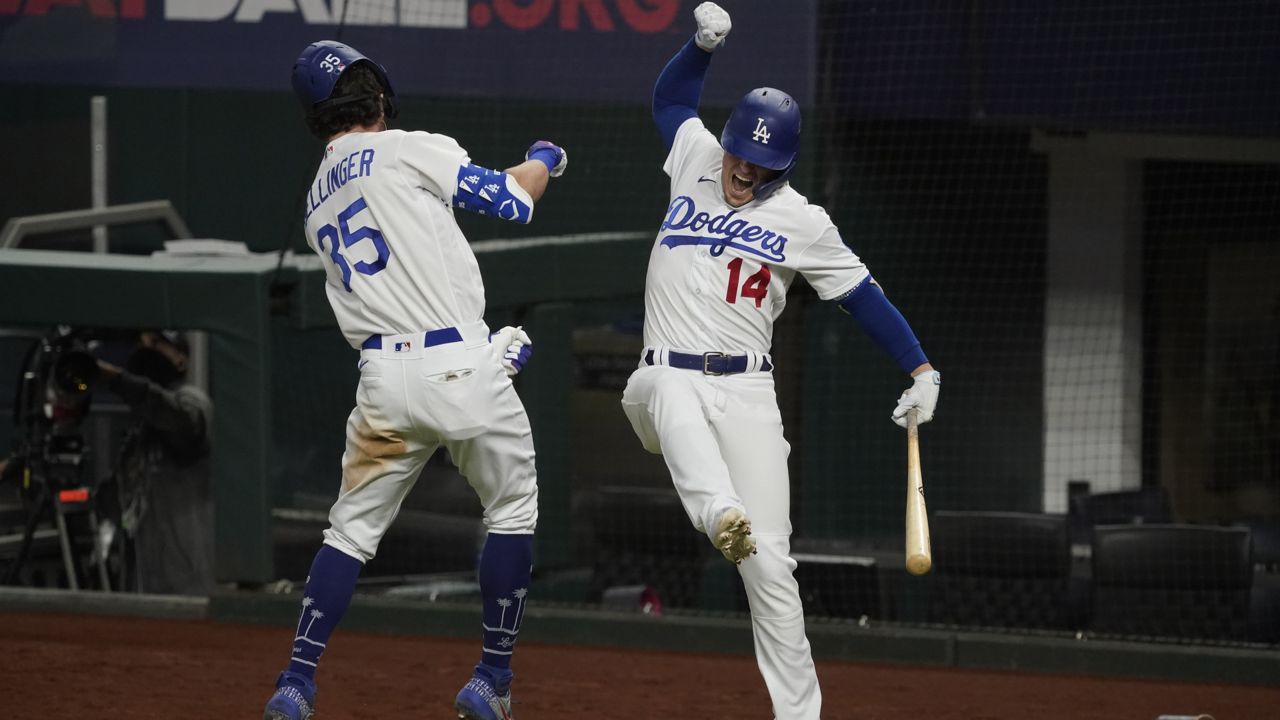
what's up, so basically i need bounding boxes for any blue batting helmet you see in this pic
[291,40,398,119]
[720,88,800,199]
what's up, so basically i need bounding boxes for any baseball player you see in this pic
[262,40,566,720]
[620,4,941,718]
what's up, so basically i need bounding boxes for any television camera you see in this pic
[1,327,113,589]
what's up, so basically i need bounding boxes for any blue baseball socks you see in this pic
[456,533,533,719]
[288,544,363,678]
[477,532,534,670]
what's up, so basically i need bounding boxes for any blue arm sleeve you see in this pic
[453,163,532,224]
[653,37,712,151]
[837,277,929,374]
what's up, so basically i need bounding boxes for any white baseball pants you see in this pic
[622,363,822,720]
[323,322,538,563]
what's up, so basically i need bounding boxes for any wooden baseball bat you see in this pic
[905,408,932,575]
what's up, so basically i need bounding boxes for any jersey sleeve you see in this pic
[662,117,722,185]
[795,224,871,301]
[396,131,471,204]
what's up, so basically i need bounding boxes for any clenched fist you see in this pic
[694,2,732,52]
[525,140,568,178]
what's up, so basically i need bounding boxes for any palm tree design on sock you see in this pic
[295,597,325,643]
[513,588,528,630]
[295,596,314,635]
[302,608,325,639]
[483,588,529,657]
[292,596,327,665]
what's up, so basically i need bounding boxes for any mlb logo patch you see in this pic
[394,341,413,352]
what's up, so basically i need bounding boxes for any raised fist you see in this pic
[694,2,732,52]
[526,140,568,178]
[490,325,533,377]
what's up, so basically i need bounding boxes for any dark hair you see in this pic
[304,63,387,140]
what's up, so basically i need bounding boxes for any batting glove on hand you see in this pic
[694,2,732,52]
[526,140,568,178]
[892,370,941,427]
[489,325,533,377]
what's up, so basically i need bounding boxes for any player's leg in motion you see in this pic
[622,366,756,562]
[264,361,434,720]
[261,545,361,720]
[443,361,539,720]
[712,373,821,720]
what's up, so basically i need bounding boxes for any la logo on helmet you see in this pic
[752,118,771,144]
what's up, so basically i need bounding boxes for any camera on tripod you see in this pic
[16,328,98,481]
[2,326,108,589]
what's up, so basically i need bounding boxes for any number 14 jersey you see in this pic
[644,118,870,355]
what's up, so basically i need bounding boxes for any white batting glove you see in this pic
[693,2,732,52]
[892,370,941,427]
[525,140,567,178]
[489,325,533,377]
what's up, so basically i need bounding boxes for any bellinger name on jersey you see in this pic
[658,195,788,263]
[305,148,376,221]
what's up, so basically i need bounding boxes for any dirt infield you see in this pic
[3,611,1276,719]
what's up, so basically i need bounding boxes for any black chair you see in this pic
[1069,485,1171,536]
[1091,524,1252,641]
[1242,518,1280,571]
[1240,518,1280,644]
[927,511,1073,630]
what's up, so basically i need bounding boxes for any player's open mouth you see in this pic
[731,173,754,194]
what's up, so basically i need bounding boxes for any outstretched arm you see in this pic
[453,141,566,223]
[652,2,731,150]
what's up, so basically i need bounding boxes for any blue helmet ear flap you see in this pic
[752,158,796,201]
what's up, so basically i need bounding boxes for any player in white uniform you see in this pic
[621,5,942,718]
[263,41,566,720]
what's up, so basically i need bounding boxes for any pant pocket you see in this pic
[421,366,489,440]
[620,397,660,454]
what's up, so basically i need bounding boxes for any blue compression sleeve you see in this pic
[653,37,712,151]
[837,277,929,374]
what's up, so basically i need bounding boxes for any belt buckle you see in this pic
[702,351,727,376]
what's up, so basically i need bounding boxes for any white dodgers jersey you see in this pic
[645,118,870,354]
[303,129,482,349]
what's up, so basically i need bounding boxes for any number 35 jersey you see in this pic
[303,129,482,349]
[645,118,870,355]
